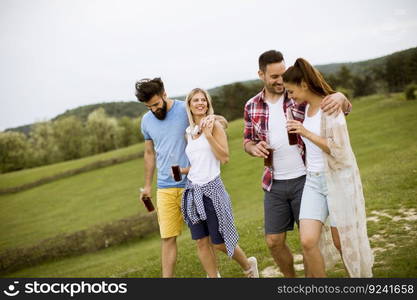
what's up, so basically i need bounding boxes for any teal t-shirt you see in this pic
[140,100,189,188]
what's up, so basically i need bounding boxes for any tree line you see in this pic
[323,47,417,99]
[212,47,417,122]
[2,48,415,173]
[0,108,142,173]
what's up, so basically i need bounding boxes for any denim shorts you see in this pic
[299,171,336,226]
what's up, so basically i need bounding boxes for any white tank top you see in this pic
[301,105,325,172]
[185,129,221,185]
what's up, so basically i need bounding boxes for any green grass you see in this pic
[0,143,144,190]
[0,157,160,251]
[2,93,417,277]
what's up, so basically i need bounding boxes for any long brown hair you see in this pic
[283,58,335,96]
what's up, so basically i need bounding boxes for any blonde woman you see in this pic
[283,58,374,277]
[178,88,259,278]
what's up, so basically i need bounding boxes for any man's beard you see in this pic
[152,99,167,120]
[266,83,285,95]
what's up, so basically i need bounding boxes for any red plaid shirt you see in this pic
[243,89,306,191]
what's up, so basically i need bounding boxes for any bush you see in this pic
[53,116,87,160]
[117,116,142,147]
[86,108,120,154]
[404,83,417,100]
[0,131,31,173]
[29,121,60,166]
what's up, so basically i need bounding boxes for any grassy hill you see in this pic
[0,93,416,277]
[0,143,144,191]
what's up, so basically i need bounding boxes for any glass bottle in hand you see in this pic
[286,109,298,145]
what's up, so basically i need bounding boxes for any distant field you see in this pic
[0,157,152,251]
[2,93,417,277]
[0,143,144,190]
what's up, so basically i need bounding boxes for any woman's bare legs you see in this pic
[196,237,218,278]
[212,243,251,271]
[330,226,351,277]
[300,219,326,277]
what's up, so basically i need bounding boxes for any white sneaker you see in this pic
[206,271,221,278]
[244,257,259,278]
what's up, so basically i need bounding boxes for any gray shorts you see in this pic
[264,175,306,234]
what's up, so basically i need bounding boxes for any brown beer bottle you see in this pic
[171,165,182,182]
[140,188,155,212]
[286,109,298,145]
[264,147,274,167]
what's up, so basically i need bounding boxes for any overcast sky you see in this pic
[1,0,416,130]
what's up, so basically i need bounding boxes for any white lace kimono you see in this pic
[319,112,374,277]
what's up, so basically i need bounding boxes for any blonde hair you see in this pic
[185,88,214,131]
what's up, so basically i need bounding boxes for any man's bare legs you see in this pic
[265,232,296,277]
[161,236,177,277]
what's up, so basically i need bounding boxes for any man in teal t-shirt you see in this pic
[136,78,189,278]
[140,96,189,189]
[136,77,226,277]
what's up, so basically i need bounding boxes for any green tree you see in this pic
[214,82,263,121]
[117,116,141,147]
[29,121,60,166]
[324,73,340,90]
[133,117,143,144]
[336,65,354,90]
[385,54,406,92]
[352,75,376,97]
[408,51,417,84]
[404,83,417,100]
[53,116,87,160]
[86,108,120,154]
[0,131,31,173]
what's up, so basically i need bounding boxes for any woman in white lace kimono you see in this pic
[283,58,374,277]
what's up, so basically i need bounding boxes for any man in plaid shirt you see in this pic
[243,50,351,277]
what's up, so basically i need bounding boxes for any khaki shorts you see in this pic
[156,188,184,238]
